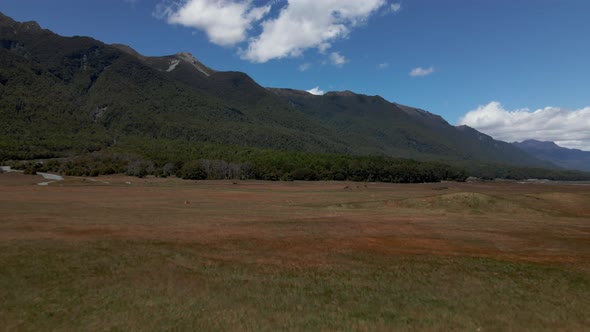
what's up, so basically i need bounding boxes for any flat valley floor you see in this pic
[1,173,589,330]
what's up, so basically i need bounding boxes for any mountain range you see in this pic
[0,12,572,177]
[513,140,590,172]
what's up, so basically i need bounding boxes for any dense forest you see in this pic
[6,137,590,182]
[6,139,467,183]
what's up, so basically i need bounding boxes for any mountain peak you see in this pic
[176,52,212,76]
[21,21,41,31]
[325,90,356,97]
[176,51,196,60]
[456,125,473,131]
[0,12,46,34]
[517,139,560,148]
[513,140,590,172]
[268,88,317,97]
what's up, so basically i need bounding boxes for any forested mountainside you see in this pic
[3,12,588,181]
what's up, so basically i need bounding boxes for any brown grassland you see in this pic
[1,172,589,331]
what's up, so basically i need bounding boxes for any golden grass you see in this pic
[1,173,589,330]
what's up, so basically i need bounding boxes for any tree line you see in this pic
[6,149,468,183]
[5,137,590,182]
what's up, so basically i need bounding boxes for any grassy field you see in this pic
[1,173,589,331]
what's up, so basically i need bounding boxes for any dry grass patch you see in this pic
[1,173,589,330]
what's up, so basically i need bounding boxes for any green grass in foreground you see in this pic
[1,240,589,331]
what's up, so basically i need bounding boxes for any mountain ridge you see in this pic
[268,87,553,167]
[0,12,558,173]
[513,140,590,172]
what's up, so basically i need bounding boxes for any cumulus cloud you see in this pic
[241,0,388,62]
[307,86,325,95]
[459,101,590,151]
[317,42,331,54]
[158,0,399,62]
[329,52,348,67]
[409,66,434,77]
[156,0,271,46]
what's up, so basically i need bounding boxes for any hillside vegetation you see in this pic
[1,12,589,181]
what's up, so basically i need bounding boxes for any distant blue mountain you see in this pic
[513,140,590,172]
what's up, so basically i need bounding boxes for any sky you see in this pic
[2,0,590,150]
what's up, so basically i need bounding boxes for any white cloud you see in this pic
[241,0,388,63]
[329,52,348,67]
[158,0,402,63]
[377,62,389,69]
[156,0,271,46]
[317,42,331,54]
[459,101,590,151]
[409,66,434,77]
[307,86,325,95]
[298,62,312,71]
[390,3,401,13]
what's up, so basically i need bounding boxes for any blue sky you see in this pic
[2,0,590,149]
